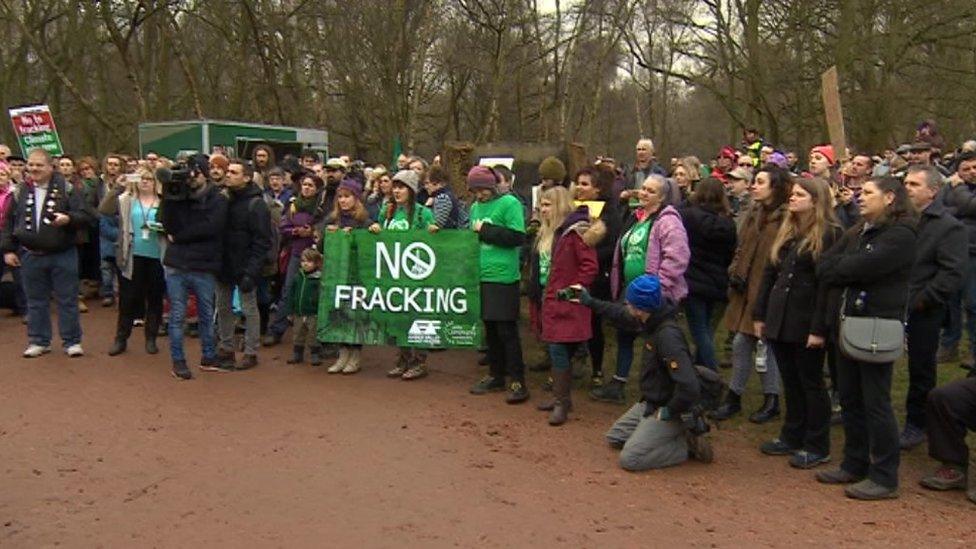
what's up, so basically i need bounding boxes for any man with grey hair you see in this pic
[902,165,967,449]
[621,138,672,209]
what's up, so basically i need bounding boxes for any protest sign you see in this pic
[821,67,847,162]
[318,230,483,348]
[9,104,64,156]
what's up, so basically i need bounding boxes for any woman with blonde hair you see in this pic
[753,177,842,468]
[106,167,166,356]
[673,156,702,202]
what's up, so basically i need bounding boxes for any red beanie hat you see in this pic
[466,166,498,190]
[810,145,835,166]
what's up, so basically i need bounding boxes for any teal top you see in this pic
[130,202,161,259]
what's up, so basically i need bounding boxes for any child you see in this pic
[368,169,436,380]
[324,177,372,374]
[423,165,468,229]
[287,248,323,366]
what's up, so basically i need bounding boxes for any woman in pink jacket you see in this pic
[591,173,690,403]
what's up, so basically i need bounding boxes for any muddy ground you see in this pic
[1,308,974,547]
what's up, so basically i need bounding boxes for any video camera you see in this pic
[156,153,210,200]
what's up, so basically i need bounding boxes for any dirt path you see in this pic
[1,308,973,547]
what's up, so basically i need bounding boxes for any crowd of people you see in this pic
[2,123,976,505]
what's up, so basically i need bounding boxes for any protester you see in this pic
[365,167,391,221]
[672,157,701,202]
[1,149,94,358]
[215,161,273,371]
[322,177,372,373]
[368,169,436,380]
[713,165,790,423]
[592,173,689,404]
[678,178,737,372]
[286,247,324,366]
[158,154,228,380]
[0,160,26,318]
[919,374,976,505]
[753,178,842,468]
[938,151,976,365]
[815,176,918,500]
[98,154,125,306]
[105,167,166,356]
[424,165,467,229]
[726,166,753,227]
[583,275,713,469]
[466,166,530,403]
[899,166,966,449]
[74,157,104,305]
[250,144,276,188]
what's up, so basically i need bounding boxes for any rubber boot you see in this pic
[341,348,362,374]
[749,394,781,424]
[327,348,350,373]
[549,368,573,426]
[286,345,304,364]
[709,390,742,421]
[309,345,323,366]
[108,337,127,356]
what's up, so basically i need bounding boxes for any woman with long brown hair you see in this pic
[753,177,842,468]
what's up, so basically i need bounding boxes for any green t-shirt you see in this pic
[621,217,652,286]
[383,203,434,232]
[539,250,551,287]
[470,194,526,283]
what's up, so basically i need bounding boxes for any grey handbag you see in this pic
[837,291,905,364]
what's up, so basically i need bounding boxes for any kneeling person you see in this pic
[580,275,712,471]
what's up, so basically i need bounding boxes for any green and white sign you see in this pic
[9,104,64,156]
[318,230,483,348]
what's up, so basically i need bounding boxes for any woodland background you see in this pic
[1,0,974,163]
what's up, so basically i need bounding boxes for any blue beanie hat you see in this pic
[626,275,663,312]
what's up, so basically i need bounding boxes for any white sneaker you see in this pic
[341,349,361,374]
[327,348,350,374]
[23,344,51,358]
[65,344,84,357]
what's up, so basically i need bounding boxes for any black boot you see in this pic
[287,346,304,364]
[309,345,323,366]
[709,390,742,421]
[749,394,781,424]
[108,338,127,356]
[145,338,158,355]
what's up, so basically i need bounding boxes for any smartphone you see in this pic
[124,173,140,185]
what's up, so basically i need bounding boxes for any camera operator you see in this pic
[575,274,714,471]
[157,154,228,380]
[215,161,272,371]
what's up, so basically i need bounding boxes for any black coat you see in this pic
[909,201,967,311]
[220,182,273,285]
[941,182,976,255]
[754,227,842,343]
[1,173,94,254]
[160,182,228,274]
[678,204,737,302]
[817,220,917,322]
[590,298,700,415]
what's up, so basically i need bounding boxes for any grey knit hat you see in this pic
[392,169,420,193]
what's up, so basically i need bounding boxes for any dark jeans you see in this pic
[269,254,301,336]
[940,254,976,354]
[613,328,639,381]
[836,353,900,488]
[770,340,830,456]
[21,247,82,348]
[549,342,582,372]
[685,295,719,370]
[485,320,525,382]
[905,305,944,430]
[926,377,976,467]
[588,313,605,375]
[117,256,165,341]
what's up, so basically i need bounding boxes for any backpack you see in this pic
[249,195,281,277]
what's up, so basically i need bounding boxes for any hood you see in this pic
[558,206,606,248]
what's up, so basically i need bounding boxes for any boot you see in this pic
[341,348,362,374]
[709,390,742,421]
[309,345,323,366]
[145,338,158,355]
[286,345,304,364]
[108,338,127,356]
[548,369,573,426]
[749,394,781,424]
[589,377,625,404]
[327,348,350,373]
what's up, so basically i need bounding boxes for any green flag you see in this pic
[317,230,483,348]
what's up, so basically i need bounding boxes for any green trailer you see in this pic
[138,119,328,161]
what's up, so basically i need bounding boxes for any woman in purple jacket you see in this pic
[591,173,690,403]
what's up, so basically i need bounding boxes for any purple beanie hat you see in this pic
[338,177,363,200]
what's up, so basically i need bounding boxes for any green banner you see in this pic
[317,230,483,348]
[9,104,64,157]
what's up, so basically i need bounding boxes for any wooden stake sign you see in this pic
[821,67,847,162]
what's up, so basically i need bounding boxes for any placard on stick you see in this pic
[821,67,847,162]
[9,104,64,157]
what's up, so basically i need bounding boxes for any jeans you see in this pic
[485,320,525,382]
[99,258,116,298]
[729,332,781,395]
[165,268,216,363]
[269,254,301,336]
[685,296,719,370]
[613,328,639,381]
[836,353,900,488]
[926,377,976,467]
[21,248,82,348]
[606,401,688,471]
[549,342,582,372]
[116,255,164,341]
[216,282,259,356]
[905,305,945,430]
[940,254,976,354]
[770,340,830,456]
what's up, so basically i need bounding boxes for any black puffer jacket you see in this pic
[160,182,228,274]
[678,203,737,302]
[817,219,917,321]
[1,173,94,254]
[220,182,273,285]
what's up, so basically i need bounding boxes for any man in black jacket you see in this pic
[1,149,94,358]
[159,155,228,380]
[900,166,967,449]
[215,161,272,371]
[937,151,976,365]
[579,275,712,471]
